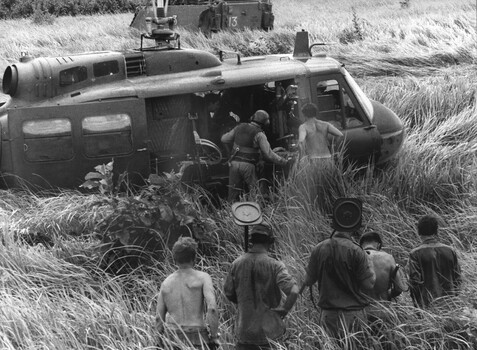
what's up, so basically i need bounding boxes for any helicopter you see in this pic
[130,0,274,35]
[0,8,405,191]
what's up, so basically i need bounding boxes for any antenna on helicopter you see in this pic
[141,0,180,50]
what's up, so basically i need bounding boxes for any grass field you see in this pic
[0,0,477,348]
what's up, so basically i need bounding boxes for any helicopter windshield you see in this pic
[343,69,374,122]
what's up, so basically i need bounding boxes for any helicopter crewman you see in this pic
[221,110,288,202]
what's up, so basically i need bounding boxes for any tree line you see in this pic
[0,0,145,19]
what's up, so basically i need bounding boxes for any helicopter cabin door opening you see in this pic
[5,99,149,189]
[309,74,382,164]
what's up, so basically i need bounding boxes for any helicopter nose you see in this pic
[371,100,405,164]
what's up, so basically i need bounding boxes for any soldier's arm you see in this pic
[297,124,307,156]
[223,268,237,303]
[220,127,236,144]
[407,252,423,306]
[282,284,299,313]
[358,251,376,291]
[302,249,319,290]
[327,122,344,138]
[155,289,167,334]
[203,273,219,340]
[273,264,299,317]
[256,132,287,165]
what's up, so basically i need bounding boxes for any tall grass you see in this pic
[1,0,477,348]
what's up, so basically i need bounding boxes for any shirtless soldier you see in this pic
[359,231,408,302]
[156,237,219,349]
[296,103,343,207]
[297,102,343,162]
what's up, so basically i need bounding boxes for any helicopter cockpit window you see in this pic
[82,114,132,157]
[59,66,87,87]
[22,118,74,162]
[93,60,119,78]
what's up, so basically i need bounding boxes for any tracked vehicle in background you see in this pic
[0,10,405,191]
[130,0,274,35]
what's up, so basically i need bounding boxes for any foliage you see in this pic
[0,0,145,19]
[80,162,217,274]
[0,0,476,348]
[338,7,369,44]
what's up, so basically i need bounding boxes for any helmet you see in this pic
[252,110,270,125]
[359,231,382,249]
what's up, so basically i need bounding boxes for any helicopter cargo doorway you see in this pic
[4,99,149,189]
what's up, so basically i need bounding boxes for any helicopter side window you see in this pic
[82,114,132,157]
[22,118,74,162]
[93,60,119,78]
[59,66,87,87]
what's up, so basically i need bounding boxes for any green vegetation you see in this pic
[0,0,476,348]
[0,0,144,19]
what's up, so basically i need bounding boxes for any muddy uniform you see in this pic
[303,232,375,340]
[224,247,296,349]
[408,236,461,308]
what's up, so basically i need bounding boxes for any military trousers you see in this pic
[319,308,367,343]
[228,160,257,202]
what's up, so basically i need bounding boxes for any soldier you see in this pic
[301,229,375,345]
[296,103,343,208]
[359,231,408,302]
[408,215,461,308]
[156,237,219,349]
[221,110,288,202]
[224,223,299,349]
[297,102,343,162]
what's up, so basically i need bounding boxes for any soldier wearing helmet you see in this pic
[224,223,299,349]
[221,110,288,202]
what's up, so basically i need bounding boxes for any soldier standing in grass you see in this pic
[297,102,343,163]
[296,103,343,208]
[359,231,408,302]
[359,231,408,343]
[408,215,461,308]
[224,223,299,349]
[221,110,288,202]
[301,229,376,346]
[156,237,219,349]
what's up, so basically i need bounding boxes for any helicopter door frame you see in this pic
[6,98,149,189]
[308,73,382,164]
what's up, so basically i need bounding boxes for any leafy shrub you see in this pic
[80,160,217,275]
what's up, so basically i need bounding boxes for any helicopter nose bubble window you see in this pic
[22,118,73,162]
[82,114,132,157]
